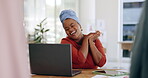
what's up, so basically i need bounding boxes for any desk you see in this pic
[32,69,119,78]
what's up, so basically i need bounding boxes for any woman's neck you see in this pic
[75,34,84,44]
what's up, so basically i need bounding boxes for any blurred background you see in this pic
[24,0,145,70]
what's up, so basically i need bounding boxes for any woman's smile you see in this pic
[70,30,77,35]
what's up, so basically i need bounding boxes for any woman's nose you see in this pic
[68,27,73,31]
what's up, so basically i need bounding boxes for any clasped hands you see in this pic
[84,31,102,43]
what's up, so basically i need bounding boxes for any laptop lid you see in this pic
[29,44,80,76]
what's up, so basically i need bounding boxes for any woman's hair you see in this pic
[59,9,80,24]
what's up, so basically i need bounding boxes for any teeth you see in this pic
[71,31,76,35]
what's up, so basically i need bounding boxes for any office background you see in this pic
[0,0,146,78]
[24,0,144,70]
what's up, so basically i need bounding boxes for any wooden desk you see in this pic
[31,69,120,78]
[32,69,100,78]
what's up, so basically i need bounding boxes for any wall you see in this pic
[95,0,121,64]
[79,0,96,34]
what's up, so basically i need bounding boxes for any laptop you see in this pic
[29,44,81,77]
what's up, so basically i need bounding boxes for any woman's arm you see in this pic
[89,39,103,65]
[61,39,86,64]
[94,39,106,67]
[61,37,90,64]
[89,31,106,67]
[79,34,93,59]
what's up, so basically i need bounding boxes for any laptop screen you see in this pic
[29,44,74,76]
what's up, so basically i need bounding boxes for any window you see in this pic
[124,2,144,8]
[122,1,144,57]
[123,24,136,41]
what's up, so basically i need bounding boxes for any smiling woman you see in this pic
[63,19,83,42]
[59,10,106,69]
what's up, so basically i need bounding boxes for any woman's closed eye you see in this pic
[70,23,75,27]
[65,28,69,31]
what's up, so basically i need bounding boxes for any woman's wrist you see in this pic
[89,38,95,44]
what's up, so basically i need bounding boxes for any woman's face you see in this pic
[63,18,83,40]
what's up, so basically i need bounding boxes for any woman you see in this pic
[59,10,106,69]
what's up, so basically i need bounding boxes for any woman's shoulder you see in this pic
[61,37,80,48]
[61,37,75,44]
[61,37,72,41]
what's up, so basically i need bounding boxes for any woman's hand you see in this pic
[83,33,94,41]
[79,33,94,59]
[87,31,104,65]
[89,31,101,42]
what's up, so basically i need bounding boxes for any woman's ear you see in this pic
[80,26,83,31]
[79,24,83,31]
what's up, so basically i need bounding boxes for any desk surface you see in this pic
[32,69,119,78]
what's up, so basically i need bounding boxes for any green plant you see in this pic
[34,18,50,43]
